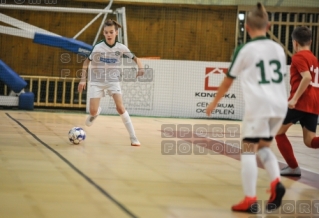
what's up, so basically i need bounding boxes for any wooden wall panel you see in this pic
[119,4,237,61]
[142,7,165,58]
[222,10,237,62]
[204,11,224,61]
[161,8,176,60]
[173,8,198,60]
[0,2,237,77]
[124,6,146,58]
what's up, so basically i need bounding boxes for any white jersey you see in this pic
[227,36,288,119]
[88,40,135,83]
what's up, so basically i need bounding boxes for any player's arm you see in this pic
[123,45,144,77]
[133,56,145,77]
[206,76,234,116]
[78,58,90,93]
[288,71,312,109]
[205,45,242,116]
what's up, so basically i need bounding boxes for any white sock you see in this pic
[120,111,136,138]
[241,154,258,197]
[257,147,280,182]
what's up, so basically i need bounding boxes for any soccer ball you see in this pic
[68,127,86,144]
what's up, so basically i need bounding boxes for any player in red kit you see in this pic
[275,26,319,177]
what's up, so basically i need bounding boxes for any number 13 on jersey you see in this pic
[256,59,283,84]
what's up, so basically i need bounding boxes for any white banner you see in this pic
[87,60,291,121]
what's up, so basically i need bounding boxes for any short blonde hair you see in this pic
[247,2,269,30]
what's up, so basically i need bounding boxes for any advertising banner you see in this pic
[87,60,291,121]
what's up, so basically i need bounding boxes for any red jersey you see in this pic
[289,50,319,114]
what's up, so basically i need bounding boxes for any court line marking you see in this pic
[161,129,319,189]
[204,135,319,173]
[6,113,138,218]
[202,135,319,189]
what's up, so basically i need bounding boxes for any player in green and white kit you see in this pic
[78,20,144,146]
[206,2,287,213]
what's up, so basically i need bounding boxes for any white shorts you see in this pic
[88,82,121,98]
[242,117,284,139]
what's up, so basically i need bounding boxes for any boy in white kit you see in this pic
[206,2,287,213]
[78,19,144,146]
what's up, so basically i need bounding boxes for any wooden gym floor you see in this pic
[0,110,318,218]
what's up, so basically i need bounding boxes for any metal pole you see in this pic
[121,7,128,47]
[0,13,59,36]
[115,11,122,43]
[73,0,114,40]
[0,25,34,39]
[114,7,128,47]
[73,13,105,39]
[0,4,112,14]
[93,13,108,45]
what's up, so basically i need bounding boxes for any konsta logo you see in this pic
[204,67,228,91]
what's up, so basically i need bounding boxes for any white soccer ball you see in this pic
[68,127,86,144]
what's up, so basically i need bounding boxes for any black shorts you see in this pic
[283,108,318,132]
[243,137,273,143]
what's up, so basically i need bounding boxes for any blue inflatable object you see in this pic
[33,32,93,57]
[0,60,27,93]
[19,92,34,110]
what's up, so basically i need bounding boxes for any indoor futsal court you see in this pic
[0,0,319,218]
[0,111,319,218]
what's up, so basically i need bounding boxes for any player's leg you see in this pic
[275,109,302,176]
[258,117,285,211]
[232,118,259,213]
[111,92,140,146]
[86,85,103,127]
[258,138,280,182]
[300,113,319,148]
[258,138,285,211]
[232,138,259,213]
[89,98,101,116]
[302,127,316,147]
